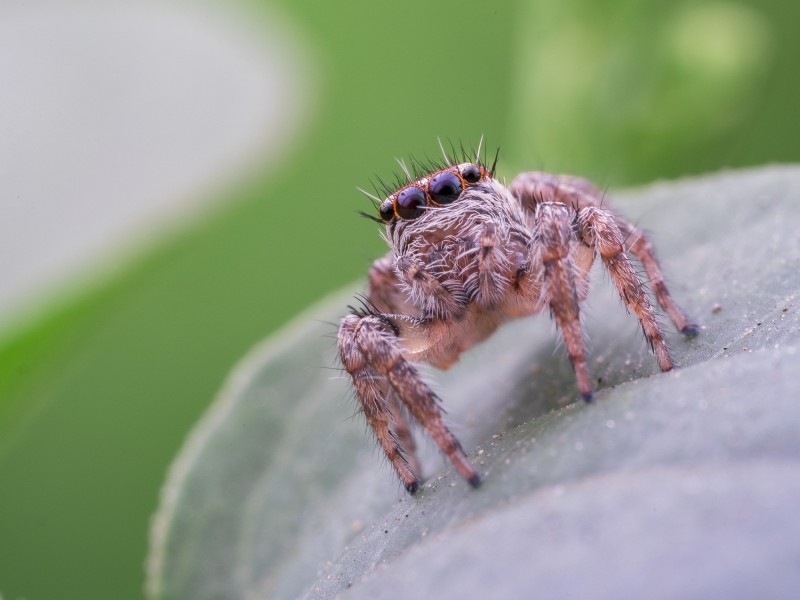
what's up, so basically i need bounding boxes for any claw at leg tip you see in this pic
[406,480,420,495]
[582,391,594,403]
[468,473,482,489]
[681,323,701,337]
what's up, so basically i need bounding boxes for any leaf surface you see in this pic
[147,166,800,600]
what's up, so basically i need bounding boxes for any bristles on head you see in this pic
[475,134,484,165]
[356,209,384,224]
[364,138,501,201]
[491,146,500,176]
[437,137,452,166]
[356,186,382,205]
[395,157,413,183]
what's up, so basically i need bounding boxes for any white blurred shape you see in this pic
[0,1,312,326]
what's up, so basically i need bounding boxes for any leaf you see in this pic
[147,166,800,600]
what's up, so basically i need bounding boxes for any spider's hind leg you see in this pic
[614,218,700,336]
[510,170,698,336]
[577,206,673,371]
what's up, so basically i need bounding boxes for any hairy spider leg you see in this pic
[339,315,419,492]
[338,313,480,493]
[511,171,699,337]
[615,219,700,335]
[578,206,673,371]
[386,389,421,478]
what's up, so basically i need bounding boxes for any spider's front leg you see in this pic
[338,312,480,493]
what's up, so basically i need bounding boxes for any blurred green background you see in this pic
[0,0,797,598]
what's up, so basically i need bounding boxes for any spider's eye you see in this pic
[429,171,462,205]
[395,186,427,220]
[379,201,394,222]
[461,164,481,184]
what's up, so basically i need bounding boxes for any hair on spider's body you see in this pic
[338,144,699,495]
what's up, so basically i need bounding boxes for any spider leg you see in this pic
[614,219,700,335]
[511,171,698,335]
[577,207,673,371]
[535,202,594,402]
[338,313,480,492]
[386,389,421,478]
[339,315,420,492]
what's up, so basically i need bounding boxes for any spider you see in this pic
[338,143,698,494]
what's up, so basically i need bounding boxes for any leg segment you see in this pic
[338,312,480,492]
[578,207,673,371]
[386,390,421,478]
[615,220,700,335]
[339,315,419,492]
[535,202,594,401]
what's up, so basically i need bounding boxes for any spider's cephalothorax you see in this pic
[338,148,698,494]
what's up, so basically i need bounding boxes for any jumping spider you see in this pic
[338,144,698,494]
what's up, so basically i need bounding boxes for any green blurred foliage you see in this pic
[0,0,797,599]
[508,1,775,182]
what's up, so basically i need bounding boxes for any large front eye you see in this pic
[460,163,481,183]
[429,171,462,205]
[395,186,427,219]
